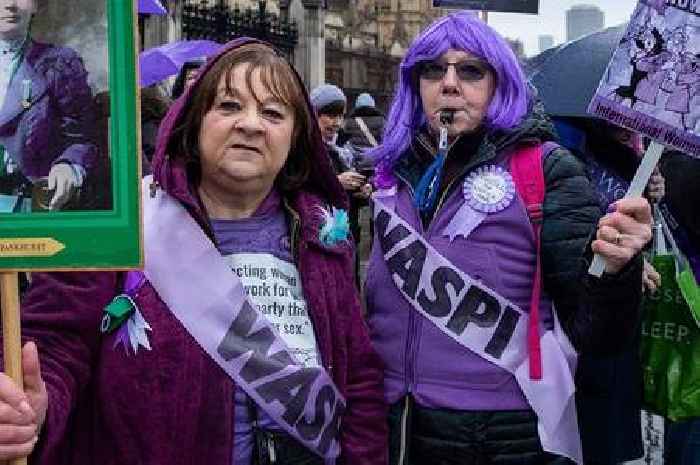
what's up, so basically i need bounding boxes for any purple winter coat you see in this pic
[0,41,100,180]
[17,38,387,465]
[365,111,644,414]
[366,153,551,410]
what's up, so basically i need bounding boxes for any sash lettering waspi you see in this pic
[373,188,582,465]
[141,177,346,463]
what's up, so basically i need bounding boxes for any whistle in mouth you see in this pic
[439,110,455,125]
[438,110,454,150]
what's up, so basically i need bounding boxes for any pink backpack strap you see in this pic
[508,143,554,381]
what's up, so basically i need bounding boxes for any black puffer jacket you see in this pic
[550,116,645,464]
[661,150,700,244]
[395,102,643,355]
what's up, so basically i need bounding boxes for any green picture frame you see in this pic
[0,0,141,270]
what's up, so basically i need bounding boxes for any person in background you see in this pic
[552,118,665,292]
[659,150,700,465]
[660,151,700,249]
[340,92,386,166]
[140,85,170,175]
[338,92,384,265]
[0,39,387,465]
[551,116,666,465]
[365,11,652,464]
[0,0,102,211]
[171,57,206,100]
[310,84,371,279]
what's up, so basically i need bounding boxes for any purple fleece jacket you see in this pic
[16,37,387,465]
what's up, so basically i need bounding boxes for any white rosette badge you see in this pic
[443,165,516,241]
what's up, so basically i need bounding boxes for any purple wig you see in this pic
[372,11,531,187]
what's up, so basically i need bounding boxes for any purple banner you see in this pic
[587,1,700,158]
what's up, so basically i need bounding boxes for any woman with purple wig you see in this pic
[364,11,652,465]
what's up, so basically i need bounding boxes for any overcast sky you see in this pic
[485,0,639,56]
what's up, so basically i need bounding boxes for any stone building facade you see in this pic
[324,0,443,111]
[141,0,325,89]
[139,0,445,110]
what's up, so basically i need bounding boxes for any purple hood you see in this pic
[152,37,347,228]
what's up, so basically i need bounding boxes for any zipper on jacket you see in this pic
[398,396,412,465]
[404,310,416,393]
[420,132,502,226]
[431,155,480,227]
[283,199,332,375]
[393,172,423,394]
[267,435,277,463]
[414,131,465,222]
[284,198,302,264]
[393,138,503,393]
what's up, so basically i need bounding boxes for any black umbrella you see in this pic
[522,44,561,76]
[527,24,627,118]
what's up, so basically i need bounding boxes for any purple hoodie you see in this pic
[16,38,387,465]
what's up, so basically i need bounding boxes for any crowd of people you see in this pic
[0,6,698,465]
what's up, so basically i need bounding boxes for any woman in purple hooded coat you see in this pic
[365,12,651,465]
[0,39,387,465]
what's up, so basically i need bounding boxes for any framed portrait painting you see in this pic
[0,0,141,270]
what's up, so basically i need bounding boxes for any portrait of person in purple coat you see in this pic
[0,0,101,213]
[0,38,387,465]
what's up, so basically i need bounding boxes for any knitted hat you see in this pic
[354,92,375,109]
[309,84,346,110]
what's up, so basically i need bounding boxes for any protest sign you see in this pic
[432,0,539,14]
[587,0,700,276]
[0,0,141,270]
[0,6,139,454]
[588,0,700,158]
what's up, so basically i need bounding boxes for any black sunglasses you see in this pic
[418,60,492,82]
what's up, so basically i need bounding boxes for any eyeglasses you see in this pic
[418,60,492,82]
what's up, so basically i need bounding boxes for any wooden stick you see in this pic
[589,141,665,277]
[1,272,27,465]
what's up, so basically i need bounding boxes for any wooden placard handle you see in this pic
[588,141,665,277]
[1,272,28,465]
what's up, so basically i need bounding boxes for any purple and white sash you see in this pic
[373,187,582,464]
[142,178,345,463]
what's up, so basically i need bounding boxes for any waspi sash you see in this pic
[142,178,346,463]
[373,188,582,464]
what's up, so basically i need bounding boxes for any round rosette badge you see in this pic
[463,165,515,214]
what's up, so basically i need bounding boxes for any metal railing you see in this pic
[182,0,298,58]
